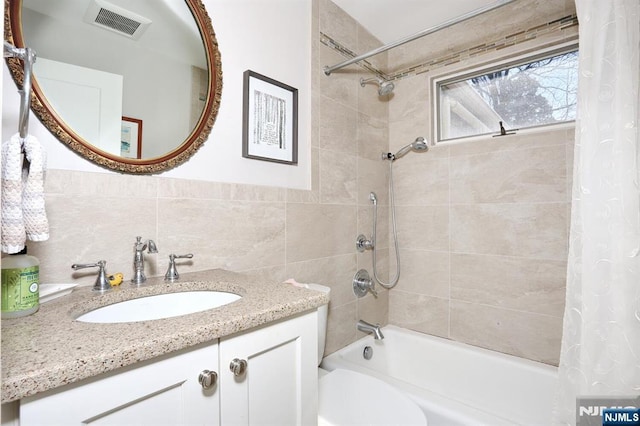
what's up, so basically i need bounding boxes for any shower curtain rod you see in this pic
[323,0,517,76]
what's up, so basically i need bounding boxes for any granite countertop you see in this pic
[1,269,328,403]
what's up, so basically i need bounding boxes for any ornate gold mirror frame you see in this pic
[4,0,222,174]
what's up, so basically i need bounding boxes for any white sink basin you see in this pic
[76,291,241,323]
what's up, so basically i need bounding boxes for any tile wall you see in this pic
[388,124,573,365]
[383,0,578,365]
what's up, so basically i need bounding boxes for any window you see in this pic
[436,48,578,141]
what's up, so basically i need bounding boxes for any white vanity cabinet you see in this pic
[17,311,317,426]
[220,309,318,425]
[20,342,221,425]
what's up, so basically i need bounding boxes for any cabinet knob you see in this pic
[198,369,218,389]
[229,358,247,376]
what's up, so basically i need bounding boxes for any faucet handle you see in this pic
[72,260,111,292]
[164,253,194,282]
[352,269,377,298]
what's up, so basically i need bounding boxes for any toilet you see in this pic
[301,283,427,426]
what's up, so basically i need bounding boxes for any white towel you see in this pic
[22,135,49,242]
[1,133,49,254]
[1,134,25,253]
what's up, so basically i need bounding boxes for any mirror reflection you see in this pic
[21,0,209,160]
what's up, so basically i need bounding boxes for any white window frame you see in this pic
[432,41,579,144]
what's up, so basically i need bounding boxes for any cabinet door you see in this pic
[20,342,220,426]
[219,311,318,426]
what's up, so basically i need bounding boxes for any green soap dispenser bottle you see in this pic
[1,247,40,318]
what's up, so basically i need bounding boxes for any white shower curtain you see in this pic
[554,0,640,424]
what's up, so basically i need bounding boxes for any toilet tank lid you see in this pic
[284,279,330,294]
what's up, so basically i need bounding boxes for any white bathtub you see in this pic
[320,325,558,426]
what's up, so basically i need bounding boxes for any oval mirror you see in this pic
[4,0,222,174]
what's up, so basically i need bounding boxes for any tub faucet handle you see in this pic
[353,269,377,298]
[72,260,111,292]
[164,253,194,282]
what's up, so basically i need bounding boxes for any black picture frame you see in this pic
[242,70,298,165]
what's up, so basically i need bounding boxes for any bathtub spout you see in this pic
[357,320,384,340]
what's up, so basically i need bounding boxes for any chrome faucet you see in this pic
[131,236,158,285]
[357,320,384,340]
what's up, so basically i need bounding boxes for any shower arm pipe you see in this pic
[323,0,515,76]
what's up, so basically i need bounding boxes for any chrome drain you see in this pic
[363,345,373,360]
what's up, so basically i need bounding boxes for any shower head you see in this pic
[360,77,395,96]
[388,137,431,161]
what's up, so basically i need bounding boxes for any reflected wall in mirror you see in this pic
[4,0,222,174]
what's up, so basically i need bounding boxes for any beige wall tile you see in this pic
[395,205,450,251]
[160,179,286,203]
[325,301,358,355]
[45,169,158,198]
[451,202,569,260]
[319,0,357,48]
[447,127,572,158]
[158,177,230,200]
[286,203,356,262]
[357,112,388,162]
[389,291,449,338]
[228,184,286,202]
[357,157,388,206]
[396,249,450,298]
[450,145,567,204]
[450,300,563,365]
[285,254,358,309]
[451,253,566,317]
[388,73,430,126]
[319,95,358,154]
[393,154,449,206]
[242,265,288,283]
[320,149,358,204]
[157,198,285,272]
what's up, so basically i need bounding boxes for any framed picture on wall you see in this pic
[242,70,298,165]
[121,116,143,159]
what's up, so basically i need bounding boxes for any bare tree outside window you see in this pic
[438,49,578,141]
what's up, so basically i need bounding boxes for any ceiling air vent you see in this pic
[84,0,152,40]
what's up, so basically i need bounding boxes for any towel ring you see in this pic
[4,41,36,140]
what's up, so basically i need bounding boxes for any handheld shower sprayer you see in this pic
[385,137,431,161]
[367,136,433,289]
[360,77,395,96]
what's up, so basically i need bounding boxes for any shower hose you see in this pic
[371,159,401,289]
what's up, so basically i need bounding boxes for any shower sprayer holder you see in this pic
[356,234,374,252]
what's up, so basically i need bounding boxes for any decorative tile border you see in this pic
[321,14,578,81]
